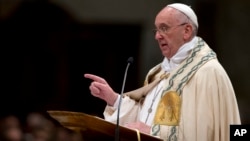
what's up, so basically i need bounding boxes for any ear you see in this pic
[183,24,193,40]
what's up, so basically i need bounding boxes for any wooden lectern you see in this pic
[47,111,163,141]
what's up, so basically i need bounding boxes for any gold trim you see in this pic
[134,129,141,141]
[154,91,181,126]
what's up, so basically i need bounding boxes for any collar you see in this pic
[161,36,198,72]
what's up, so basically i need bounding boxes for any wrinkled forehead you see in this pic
[155,7,184,25]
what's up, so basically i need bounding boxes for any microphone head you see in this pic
[127,57,134,64]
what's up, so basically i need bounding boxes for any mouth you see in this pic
[160,43,168,49]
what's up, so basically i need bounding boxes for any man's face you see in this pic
[154,7,187,59]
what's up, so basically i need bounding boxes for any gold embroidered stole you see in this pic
[151,38,217,140]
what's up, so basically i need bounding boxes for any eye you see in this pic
[153,25,171,34]
[159,26,170,33]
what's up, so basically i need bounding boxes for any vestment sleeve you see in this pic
[103,95,141,125]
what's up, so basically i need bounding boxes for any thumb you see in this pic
[93,82,118,106]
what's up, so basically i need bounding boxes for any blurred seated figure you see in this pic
[24,112,83,141]
[0,114,24,141]
[24,112,56,141]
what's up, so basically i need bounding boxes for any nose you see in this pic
[155,31,163,40]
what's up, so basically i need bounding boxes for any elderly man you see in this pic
[84,3,241,141]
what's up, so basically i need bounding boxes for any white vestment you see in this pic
[103,36,241,141]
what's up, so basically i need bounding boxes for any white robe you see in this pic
[103,37,241,141]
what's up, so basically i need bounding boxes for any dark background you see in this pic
[1,1,141,120]
[0,0,249,125]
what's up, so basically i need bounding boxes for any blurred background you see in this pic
[0,0,249,137]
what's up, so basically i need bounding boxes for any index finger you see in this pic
[84,73,107,84]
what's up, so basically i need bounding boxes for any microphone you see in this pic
[115,57,134,141]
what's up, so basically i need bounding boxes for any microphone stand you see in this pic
[115,57,133,141]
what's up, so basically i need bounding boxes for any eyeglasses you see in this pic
[153,23,187,35]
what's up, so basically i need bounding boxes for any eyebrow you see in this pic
[156,23,170,28]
